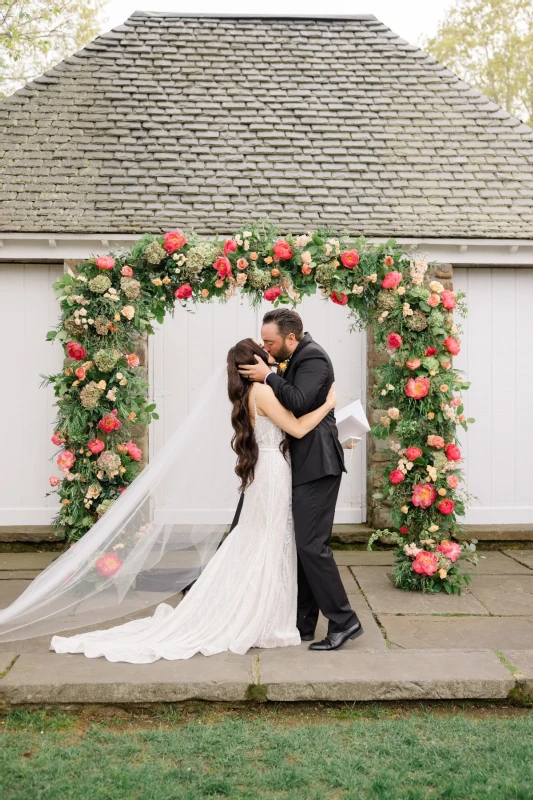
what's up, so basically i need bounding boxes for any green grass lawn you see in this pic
[1,706,533,799]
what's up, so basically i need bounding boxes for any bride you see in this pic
[47,338,337,663]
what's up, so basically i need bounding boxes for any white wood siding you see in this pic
[454,268,533,524]
[149,293,367,524]
[0,264,63,525]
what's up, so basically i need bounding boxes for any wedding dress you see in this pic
[50,389,300,663]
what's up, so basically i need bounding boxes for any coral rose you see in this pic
[406,358,421,370]
[236,258,248,270]
[213,256,232,279]
[427,435,445,448]
[223,238,238,255]
[441,290,456,310]
[301,265,312,275]
[98,413,121,433]
[412,482,437,509]
[49,475,61,487]
[75,366,86,380]
[389,469,405,485]
[273,240,293,260]
[163,230,186,254]
[405,377,430,399]
[67,342,87,361]
[384,256,394,267]
[95,256,115,270]
[444,336,460,355]
[126,353,140,368]
[271,268,280,277]
[447,475,459,489]
[330,291,348,306]
[427,294,440,307]
[438,499,455,515]
[340,249,359,268]
[88,439,105,455]
[51,432,63,446]
[121,265,133,277]
[175,284,193,300]
[125,441,142,462]
[412,551,439,576]
[57,450,76,471]
[445,443,462,461]
[95,551,123,577]
[405,446,423,461]
[381,271,402,289]
[437,540,462,562]
[451,396,462,407]
[264,286,282,302]
[387,333,402,350]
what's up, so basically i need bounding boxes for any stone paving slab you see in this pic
[258,649,514,702]
[333,551,395,567]
[503,551,533,570]
[500,650,533,694]
[468,575,533,616]
[0,652,17,675]
[352,567,489,615]
[338,566,360,595]
[0,580,33,607]
[380,616,533,651]
[0,571,41,580]
[0,553,60,570]
[462,552,533,575]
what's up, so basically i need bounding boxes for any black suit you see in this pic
[266,333,359,636]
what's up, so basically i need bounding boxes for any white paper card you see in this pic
[335,400,371,447]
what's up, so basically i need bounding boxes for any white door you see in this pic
[0,264,64,525]
[149,293,367,524]
[454,268,533,524]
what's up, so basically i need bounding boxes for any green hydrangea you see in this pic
[96,497,115,517]
[120,277,141,301]
[96,450,121,475]
[80,381,103,409]
[185,242,218,276]
[88,275,112,294]
[247,268,271,289]
[94,316,111,336]
[405,309,429,331]
[94,348,119,372]
[64,315,82,336]
[144,241,167,265]
[377,290,398,311]
[315,262,338,286]
[433,451,448,471]
[429,309,445,328]
[422,356,439,372]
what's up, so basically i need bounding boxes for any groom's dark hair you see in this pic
[263,309,304,340]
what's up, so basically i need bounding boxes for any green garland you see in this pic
[45,221,476,592]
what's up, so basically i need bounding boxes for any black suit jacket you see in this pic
[266,332,346,486]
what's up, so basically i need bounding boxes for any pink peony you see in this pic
[57,450,76,471]
[175,284,193,300]
[406,358,421,370]
[412,551,439,576]
[163,230,186,254]
[427,294,440,308]
[51,432,63,446]
[223,239,238,255]
[264,286,282,302]
[381,271,402,289]
[213,257,232,279]
[98,414,121,433]
[389,469,405,485]
[427,435,445,449]
[447,475,459,489]
[236,258,248,270]
[438,499,455,515]
[121,265,133,277]
[425,347,437,356]
[273,240,293,261]
[437,540,462,562]
[405,377,430,399]
[95,551,123,577]
[49,475,61,487]
[340,249,359,268]
[405,446,423,461]
[444,336,460,356]
[126,441,142,462]
[441,290,456,310]
[412,482,437,509]
[88,439,105,455]
[67,342,87,361]
[445,443,462,461]
[95,256,115,270]
[330,291,348,306]
[126,353,140,368]
[75,366,86,380]
[387,333,402,350]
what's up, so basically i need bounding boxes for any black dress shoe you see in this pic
[298,631,315,642]
[308,621,364,651]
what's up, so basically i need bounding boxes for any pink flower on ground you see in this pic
[427,294,440,307]
[264,286,282,302]
[445,443,462,461]
[405,446,423,460]
[51,432,63,446]
[121,265,133,277]
[67,342,87,361]
[126,441,142,462]
[412,483,437,509]
[437,540,462,562]
[88,439,105,455]
[412,551,439,576]
[406,358,421,370]
[438,499,455,515]
[387,333,402,350]
[444,336,460,356]
[330,291,348,306]
[163,230,186,254]
[405,377,430,399]
[223,239,238,255]
[236,258,248,270]
[126,353,140,368]
[95,552,123,577]
[441,290,456,310]
[175,284,193,300]
[98,414,121,433]
[381,271,402,289]
[340,249,359,268]
[273,240,293,260]
[447,475,459,489]
[95,256,115,270]
[389,469,405,485]
[213,257,232,279]
[57,450,76,471]
[427,435,445,449]
[49,475,61,487]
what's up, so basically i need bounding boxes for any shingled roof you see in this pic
[1,12,533,238]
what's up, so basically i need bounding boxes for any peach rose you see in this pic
[121,305,135,320]
[447,475,459,489]
[201,288,210,297]
[384,255,394,267]
[215,279,224,288]
[427,435,445,449]
[406,358,421,370]
[427,294,440,307]
[75,366,86,380]
[237,258,248,270]
[126,353,140,368]
[49,475,61,487]
[302,265,312,275]
[250,252,259,261]
[121,265,133,277]
[301,250,312,265]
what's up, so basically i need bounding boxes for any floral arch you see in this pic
[46,222,476,593]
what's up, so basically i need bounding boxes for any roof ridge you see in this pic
[127,11,379,20]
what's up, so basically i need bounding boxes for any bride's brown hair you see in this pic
[227,338,288,491]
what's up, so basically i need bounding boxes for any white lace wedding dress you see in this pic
[50,396,300,663]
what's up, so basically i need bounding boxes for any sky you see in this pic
[103,0,455,47]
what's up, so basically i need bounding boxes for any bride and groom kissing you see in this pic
[49,308,363,663]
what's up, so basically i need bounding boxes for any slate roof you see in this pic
[1,12,533,238]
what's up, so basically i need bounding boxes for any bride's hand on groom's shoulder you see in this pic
[326,383,338,410]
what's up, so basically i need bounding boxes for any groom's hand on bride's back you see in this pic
[238,355,271,383]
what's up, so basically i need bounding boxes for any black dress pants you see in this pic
[293,474,359,636]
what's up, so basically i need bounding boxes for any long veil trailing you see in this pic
[0,365,232,642]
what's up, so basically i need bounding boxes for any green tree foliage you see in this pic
[425,0,533,125]
[0,0,105,97]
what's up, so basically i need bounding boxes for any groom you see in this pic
[239,309,363,651]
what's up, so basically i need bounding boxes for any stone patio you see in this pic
[1,550,532,705]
